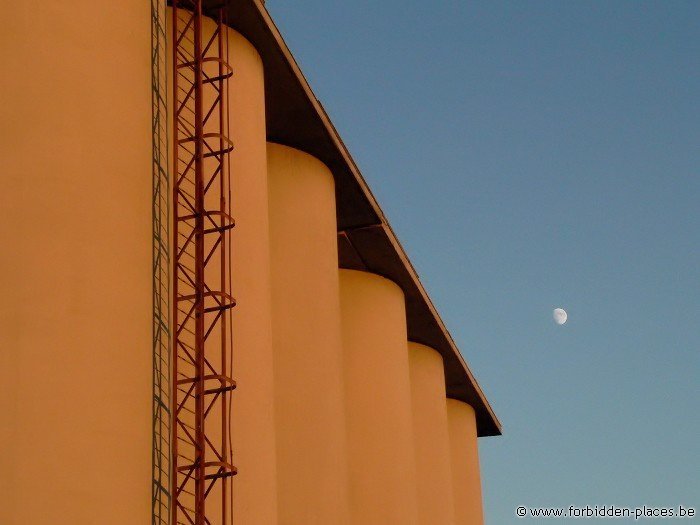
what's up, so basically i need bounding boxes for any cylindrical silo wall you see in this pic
[0,2,152,524]
[267,143,350,524]
[205,19,279,524]
[408,342,456,524]
[338,270,419,525]
[446,399,484,525]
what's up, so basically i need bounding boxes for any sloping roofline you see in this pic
[215,0,501,436]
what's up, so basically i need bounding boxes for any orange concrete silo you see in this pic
[1,1,502,524]
[0,2,153,523]
[268,143,350,524]
[447,399,485,525]
[223,24,278,525]
[339,269,419,525]
[409,342,456,524]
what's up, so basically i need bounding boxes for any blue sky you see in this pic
[267,1,699,522]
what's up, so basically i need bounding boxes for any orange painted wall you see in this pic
[0,2,153,523]
[215,20,278,525]
[339,270,419,525]
[0,4,488,524]
[409,342,456,524]
[268,143,350,524]
[447,399,485,525]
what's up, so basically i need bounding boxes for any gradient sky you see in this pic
[266,1,699,522]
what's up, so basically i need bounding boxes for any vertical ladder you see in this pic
[172,1,237,524]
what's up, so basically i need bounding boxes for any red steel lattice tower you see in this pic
[172,1,237,524]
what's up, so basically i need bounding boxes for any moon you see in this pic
[553,308,568,325]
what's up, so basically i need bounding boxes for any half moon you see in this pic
[553,308,568,325]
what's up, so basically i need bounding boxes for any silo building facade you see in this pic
[0,1,500,524]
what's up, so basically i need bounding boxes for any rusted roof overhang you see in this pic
[217,0,501,436]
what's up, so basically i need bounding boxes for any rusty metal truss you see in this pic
[171,1,237,524]
[151,0,171,522]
